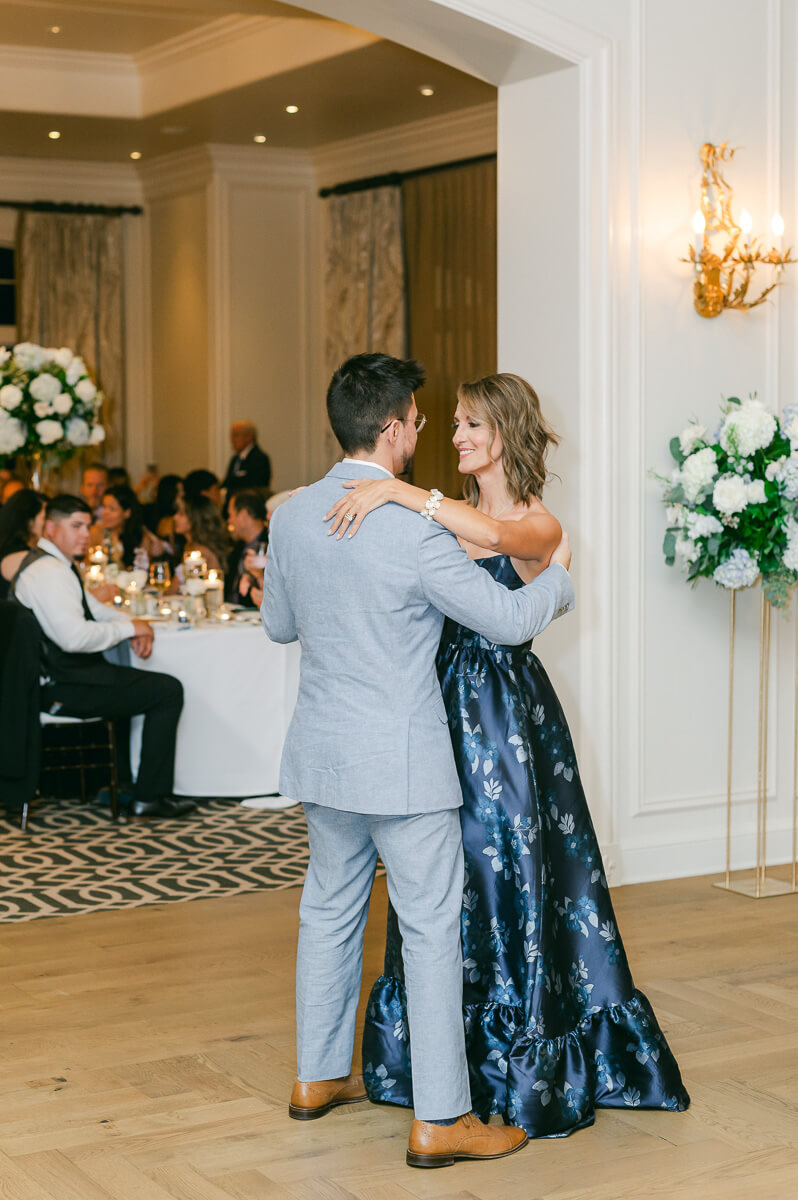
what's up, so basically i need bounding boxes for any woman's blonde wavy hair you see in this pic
[458,373,559,507]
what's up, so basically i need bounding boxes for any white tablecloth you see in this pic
[130,621,300,799]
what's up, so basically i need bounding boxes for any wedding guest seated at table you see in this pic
[144,474,184,543]
[10,494,193,819]
[184,468,222,508]
[0,489,46,601]
[226,490,267,606]
[89,484,167,568]
[80,462,109,520]
[173,494,231,575]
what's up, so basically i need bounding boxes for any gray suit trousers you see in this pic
[298,803,471,1121]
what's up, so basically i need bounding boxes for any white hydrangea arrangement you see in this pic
[657,395,798,607]
[0,342,106,466]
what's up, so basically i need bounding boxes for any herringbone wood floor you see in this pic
[0,869,796,1199]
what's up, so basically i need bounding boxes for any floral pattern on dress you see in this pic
[362,555,689,1136]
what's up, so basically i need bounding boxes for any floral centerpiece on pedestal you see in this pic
[656,395,798,607]
[0,341,106,478]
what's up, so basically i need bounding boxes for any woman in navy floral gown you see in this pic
[326,373,689,1136]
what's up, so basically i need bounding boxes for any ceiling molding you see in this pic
[0,44,140,118]
[206,144,316,189]
[138,145,216,202]
[0,155,142,205]
[313,100,497,188]
[134,15,281,72]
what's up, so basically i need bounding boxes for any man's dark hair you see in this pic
[326,353,425,454]
[83,461,108,476]
[106,465,130,488]
[184,468,219,505]
[45,494,92,522]
[231,489,266,524]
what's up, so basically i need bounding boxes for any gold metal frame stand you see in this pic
[715,590,797,897]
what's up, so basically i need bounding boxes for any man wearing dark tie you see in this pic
[222,421,271,506]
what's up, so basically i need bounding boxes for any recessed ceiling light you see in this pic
[285,105,299,114]
[419,85,435,97]
[48,130,61,140]
[253,134,267,144]
[160,125,188,136]
[48,25,61,34]
[130,151,142,160]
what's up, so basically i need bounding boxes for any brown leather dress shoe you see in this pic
[288,1074,367,1120]
[406,1112,528,1168]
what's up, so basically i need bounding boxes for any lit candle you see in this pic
[772,211,784,253]
[692,209,705,263]
[208,569,219,585]
[740,208,753,252]
[219,610,231,622]
[87,564,103,582]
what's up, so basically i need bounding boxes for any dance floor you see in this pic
[0,870,795,1199]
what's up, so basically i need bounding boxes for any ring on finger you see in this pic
[345,512,355,521]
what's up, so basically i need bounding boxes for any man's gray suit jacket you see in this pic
[261,461,574,816]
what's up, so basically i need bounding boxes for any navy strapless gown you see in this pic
[362,555,689,1135]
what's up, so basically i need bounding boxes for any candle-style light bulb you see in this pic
[692,209,705,263]
[772,212,784,238]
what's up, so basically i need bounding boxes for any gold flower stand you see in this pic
[714,590,798,897]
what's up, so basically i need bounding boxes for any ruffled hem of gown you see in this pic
[362,975,690,1138]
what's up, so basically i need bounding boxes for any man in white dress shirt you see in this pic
[12,494,191,819]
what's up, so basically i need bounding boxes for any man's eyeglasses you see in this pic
[380,413,427,435]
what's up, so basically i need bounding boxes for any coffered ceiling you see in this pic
[0,0,498,160]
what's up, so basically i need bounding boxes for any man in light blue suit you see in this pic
[262,353,574,1168]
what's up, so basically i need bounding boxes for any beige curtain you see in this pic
[324,187,406,459]
[16,211,125,483]
[403,160,497,498]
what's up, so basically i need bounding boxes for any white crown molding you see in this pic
[134,15,280,71]
[138,146,215,203]
[206,144,316,188]
[0,155,142,205]
[0,44,140,118]
[313,100,497,189]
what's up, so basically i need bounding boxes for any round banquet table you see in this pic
[129,620,300,803]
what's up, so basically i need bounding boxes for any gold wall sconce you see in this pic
[684,142,793,318]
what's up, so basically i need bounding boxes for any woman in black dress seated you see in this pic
[0,489,46,601]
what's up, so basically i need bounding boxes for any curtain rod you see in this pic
[318,151,496,198]
[0,200,143,216]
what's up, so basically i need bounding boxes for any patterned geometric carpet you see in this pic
[0,798,309,923]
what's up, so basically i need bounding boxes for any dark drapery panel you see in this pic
[403,160,497,498]
[16,211,125,475]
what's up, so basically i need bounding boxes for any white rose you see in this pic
[53,347,73,369]
[35,419,63,446]
[74,377,97,403]
[681,447,718,502]
[720,400,777,458]
[713,473,748,515]
[89,423,106,445]
[65,417,90,446]
[52,393,73,415]
[66,357,86,386]
[766,457,785,480]
[13,342,44,371]
[679,423,707,456]
[33,400,53,417]
[746,479,767,505]
[0,383,23,410]
[675,535,700,564]
[29,373,62,403]
[687,512,723,537]
[0,409,26,455]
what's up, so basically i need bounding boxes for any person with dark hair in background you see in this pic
[222,421,271,506]
[81,463,109,519]
[89,484,165,567]
[173,494,231,574]
[106,466,131,489]
[10,494,192,819]
[0,489,47,601]
[184,469,222,508]
[226,489,267,606]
